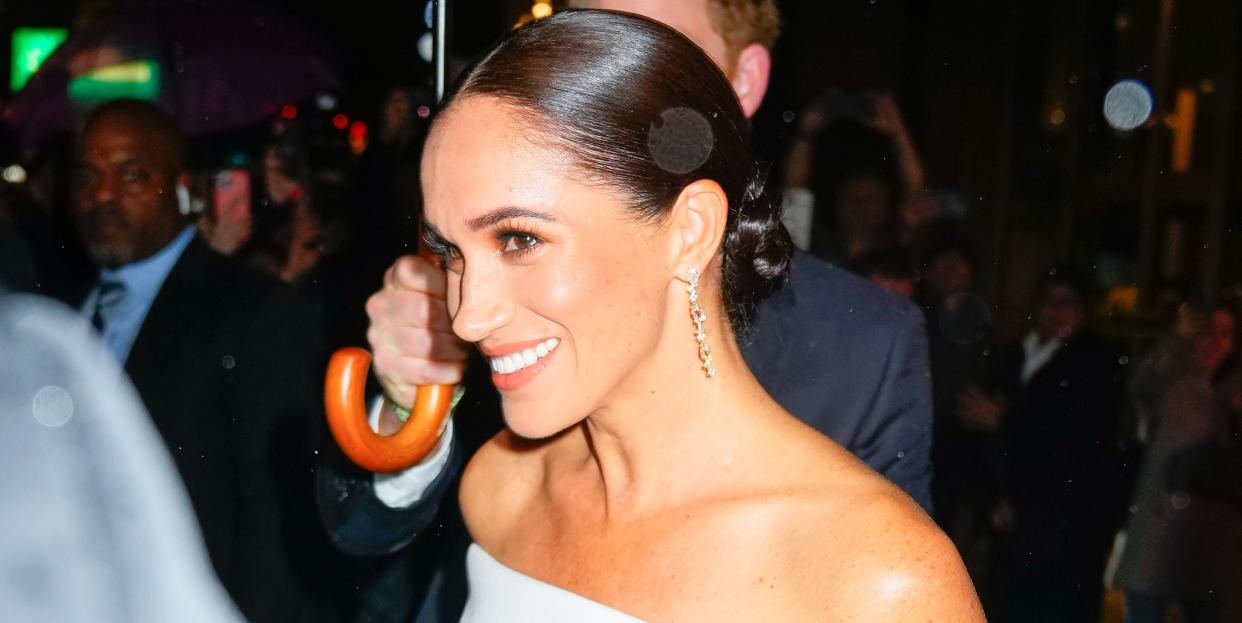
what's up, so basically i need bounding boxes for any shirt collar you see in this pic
[98,226,196,298]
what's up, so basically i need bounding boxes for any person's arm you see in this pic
[858,307,935,512]
[316,254,471,555]
[315,395,462,555]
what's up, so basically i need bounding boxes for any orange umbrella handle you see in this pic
[324,347,455,473]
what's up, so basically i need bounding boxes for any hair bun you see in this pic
[722,163,793,331]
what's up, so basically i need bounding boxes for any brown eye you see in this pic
[500,232,541,254]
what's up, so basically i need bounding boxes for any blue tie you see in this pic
[91,279,127,333]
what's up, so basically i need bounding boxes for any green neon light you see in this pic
[11,27,68,92]
[68,59,161,101]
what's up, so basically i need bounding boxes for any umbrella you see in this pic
[4,0,342,149]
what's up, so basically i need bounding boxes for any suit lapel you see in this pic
[124,237,215,390]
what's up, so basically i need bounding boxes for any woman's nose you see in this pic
[451,264,515,343]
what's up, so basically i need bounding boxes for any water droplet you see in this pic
[1170,491,1190,510]
[222,355,236,369]
[32,386,73,427]
[648,107,714,174]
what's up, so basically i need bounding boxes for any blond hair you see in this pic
[566,0,781,55]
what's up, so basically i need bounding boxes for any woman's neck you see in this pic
[562,309,779,520]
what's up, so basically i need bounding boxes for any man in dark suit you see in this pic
[69,99,337,622]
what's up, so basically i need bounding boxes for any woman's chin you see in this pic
[502,405,579,441]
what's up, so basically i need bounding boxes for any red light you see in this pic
[332,113,349,129]
[349,121,367,139]
[280,104,298,120]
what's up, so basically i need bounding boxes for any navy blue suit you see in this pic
[317,250,933,620]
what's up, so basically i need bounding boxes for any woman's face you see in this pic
[421,97,674,438]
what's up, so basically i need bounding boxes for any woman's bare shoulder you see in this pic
[459,429,548,547]
[774,480,984,622]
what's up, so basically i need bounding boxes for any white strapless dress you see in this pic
[460,544,648,623]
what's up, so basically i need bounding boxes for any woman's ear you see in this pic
[666,179,728,276]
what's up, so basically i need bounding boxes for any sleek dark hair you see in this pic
[440,9,792,332]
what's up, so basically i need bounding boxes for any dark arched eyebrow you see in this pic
[466,207,556,232]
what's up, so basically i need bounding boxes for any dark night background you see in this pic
[2,0,1240,331]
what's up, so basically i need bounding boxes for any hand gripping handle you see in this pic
[324,347,454,473]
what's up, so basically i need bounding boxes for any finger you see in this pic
[384,255,447,298]
[374,351,466,388]
[366,289,455,332]
[369,325,469,362]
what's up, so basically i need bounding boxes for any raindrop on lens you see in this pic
[33,386,73,427]
[1170,491,1190,510]
[1103,80,1154,131]
[648,107,714,175]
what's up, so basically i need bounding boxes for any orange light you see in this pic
[332,113,349,129]
[349,120,368,154]
[1170,88,1197,174]
[280,104,298,120]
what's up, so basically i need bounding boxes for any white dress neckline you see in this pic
[459,543,648,623]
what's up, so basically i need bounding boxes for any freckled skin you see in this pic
[422,98,671,438]
[431,98,983,622]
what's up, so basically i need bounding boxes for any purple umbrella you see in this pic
[4,0,342,149]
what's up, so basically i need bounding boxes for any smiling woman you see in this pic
[420,10,981,622]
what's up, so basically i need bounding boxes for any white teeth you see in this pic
[489,338,561,375]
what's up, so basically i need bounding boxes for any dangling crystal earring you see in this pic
[686,267,716,378]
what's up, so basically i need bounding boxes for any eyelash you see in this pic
[496,228,543,257]
[422,230,460,270]
[421,227,544,270]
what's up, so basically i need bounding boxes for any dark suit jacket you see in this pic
[75,237,338,622]
[318,250,934,621]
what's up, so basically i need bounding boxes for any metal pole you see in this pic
[434,0,452,104]
[1136,0,1175,304]
[1200,3,1239,301]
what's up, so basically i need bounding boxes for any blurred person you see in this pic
[809,121,905,265]
[1115,302,1242,623]
[967,267,1127,623]
[0,292,242,623]
[321,2,936,621]
[914,232,1002,579]
[414,11,979,621]
[855,247,915,298]
[67,99,341,622]
[239,126,348,284]
[784,91,945,257]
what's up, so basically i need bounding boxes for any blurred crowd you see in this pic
[1,4,1241,623]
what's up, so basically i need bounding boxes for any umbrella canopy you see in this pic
[4,0,342,150]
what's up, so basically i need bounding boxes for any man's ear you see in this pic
[666,179,729,276]
[731,43,772,119]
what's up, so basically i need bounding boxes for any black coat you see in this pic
[74,237,338,622]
